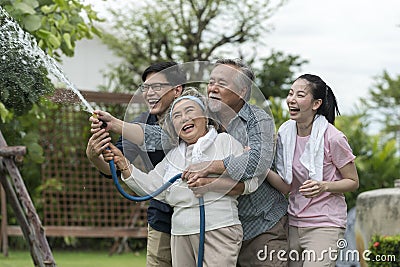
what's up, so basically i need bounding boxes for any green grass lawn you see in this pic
[0,250,146,267]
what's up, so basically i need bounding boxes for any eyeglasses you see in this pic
[139,83,171,92]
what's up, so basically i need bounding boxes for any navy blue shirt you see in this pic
[104,112,173,234]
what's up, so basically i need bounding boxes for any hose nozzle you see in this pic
[92,113,108,129]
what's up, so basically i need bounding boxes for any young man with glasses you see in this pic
[86,61,185,267]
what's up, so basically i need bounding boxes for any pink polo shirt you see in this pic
[288,124,355,228]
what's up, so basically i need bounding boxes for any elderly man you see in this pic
[183,59,289,267]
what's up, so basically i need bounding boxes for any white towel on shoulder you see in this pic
[276,115,328,184]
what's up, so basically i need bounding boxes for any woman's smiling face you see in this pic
[286,78,321,123]
[171,99,208,145]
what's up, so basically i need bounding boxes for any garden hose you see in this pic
[108,152,205,267]
[93,114,205,266]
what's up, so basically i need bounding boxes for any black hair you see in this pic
[141,62,187,88]
[296,74,340,124]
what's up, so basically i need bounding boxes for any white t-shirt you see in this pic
[122,132,244,235]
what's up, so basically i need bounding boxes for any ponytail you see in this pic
[323,85,340,124]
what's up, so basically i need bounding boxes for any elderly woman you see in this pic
[98,91,245,266]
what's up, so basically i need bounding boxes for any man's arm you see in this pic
[137,123,174,152]
[91,110,173,152]
[184,110,275,183]
[223,111,275,182]
[91,110,145,146]
[188,178,245,197]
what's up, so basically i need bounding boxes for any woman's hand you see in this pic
[299,162,359,198]
[86,129,111,160]
[299,179,327,198]
[101,143,128,167]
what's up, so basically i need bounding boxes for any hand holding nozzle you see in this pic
[90,110,123,134]
[91,112,108,130]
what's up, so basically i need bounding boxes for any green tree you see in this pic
[100,0,287,92]
[335,111,400,209]
[1,0,102,58]
[362,71,400,143]
[256,50,308,99]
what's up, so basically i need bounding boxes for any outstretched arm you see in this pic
[91,111,173,151]
[184,109,274,184]
[91,110,145,146]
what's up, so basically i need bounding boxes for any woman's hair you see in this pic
[296,74,340,124]
[161,87,219,145]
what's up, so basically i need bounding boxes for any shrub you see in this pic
[367,234,400,266]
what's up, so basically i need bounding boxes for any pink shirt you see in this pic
[288,124,355,228]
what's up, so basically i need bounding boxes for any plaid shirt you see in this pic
[140,103,288,240]
[223,103,288,240]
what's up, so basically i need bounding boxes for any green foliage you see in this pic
[336,74,400,209]
[368,234,400,266]
[335,113,400,209]
[256,50,308,98]
[100,0,287,93]
[0,98,59,195]
[362,71,400,141]
[1,0,103,59]
[0,1,102,213]
[0,45,54,115]
[0,0,102,116]
[268,96,290,129]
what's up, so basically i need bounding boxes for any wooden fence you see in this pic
[0,90,149,256]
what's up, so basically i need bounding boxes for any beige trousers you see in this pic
[146,224,172,267]
[171,224,243,267]
[288,226,345,267]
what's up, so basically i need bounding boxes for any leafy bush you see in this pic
[368,234,400,266]
[1,0,102,116]
[335,114,400,209]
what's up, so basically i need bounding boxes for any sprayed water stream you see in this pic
[0,6,94,113]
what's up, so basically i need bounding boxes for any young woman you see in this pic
[99,92,247,266]
[267,74,359,267]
